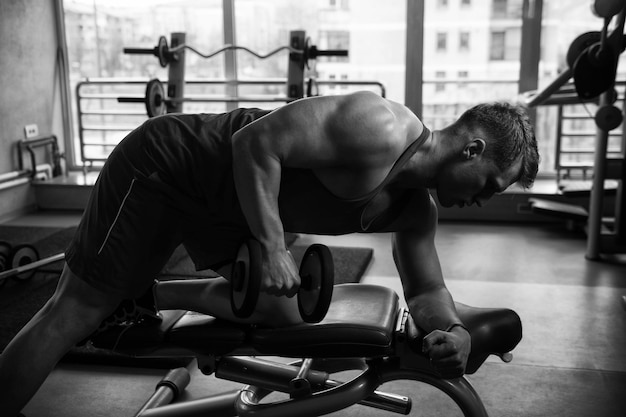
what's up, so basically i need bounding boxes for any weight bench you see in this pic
[89,284,522,417]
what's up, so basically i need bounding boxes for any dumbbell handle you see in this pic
[0,253,65,281]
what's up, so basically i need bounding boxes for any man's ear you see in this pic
[463,138,486,160]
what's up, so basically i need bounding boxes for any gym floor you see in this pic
[4,211,626,417]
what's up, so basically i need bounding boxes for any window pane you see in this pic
[234,0,406,104]
[459,32,470,51]
[490,32,506,60]
[64,0,224,165]
[437,33,447,51]
[423,0,523,131]
[536,1,626,177]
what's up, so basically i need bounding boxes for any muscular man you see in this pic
[0,91,539,416]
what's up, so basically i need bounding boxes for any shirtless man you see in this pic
[0,91,539,416]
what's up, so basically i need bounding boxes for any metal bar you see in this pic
[168,32,186,114]
[587,91,613,259]
[172,96,288,103]
[235,366,379,417]
[81,126,137,131]
[378,364,489,417]
[324,379,411,414]
[0,253,65,282]
[405,0,424,118]
[82,143,120,147]
[135,368,190,417]
[525,67,573,107]
[139,391,240,417]
[223,0,238,111]
[77,77,286,85]
[81,110,147,116]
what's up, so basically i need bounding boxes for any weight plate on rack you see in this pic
[145,78,166,118]
[566,32,600,68]
[157,36,169,68]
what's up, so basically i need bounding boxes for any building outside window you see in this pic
[436,32,447,52]
[459,32,470,52]
[490,31,506,60]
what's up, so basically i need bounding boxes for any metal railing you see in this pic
[74,78,386,168]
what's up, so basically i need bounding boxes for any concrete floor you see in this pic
[4,212,626,417]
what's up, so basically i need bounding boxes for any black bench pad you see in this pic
[250,284,399,357]
[164,284,399,358]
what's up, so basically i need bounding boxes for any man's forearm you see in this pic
[406,286,465,333]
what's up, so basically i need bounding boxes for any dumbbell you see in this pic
[230,240,334,323]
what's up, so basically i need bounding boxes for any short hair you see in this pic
[455,102,540,189]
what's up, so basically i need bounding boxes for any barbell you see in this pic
[0,241,65,286]
[230,239,334,323]
[124,36,348,69]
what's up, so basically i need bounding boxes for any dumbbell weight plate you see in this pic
[145,78,167,118]
[11,244,40,281]
[0,241,12,287]
[230,239,263,318]
[298,244,334,323]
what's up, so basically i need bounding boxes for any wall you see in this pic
[0,0,66,220]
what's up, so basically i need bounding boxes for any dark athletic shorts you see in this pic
[65,127,250,299]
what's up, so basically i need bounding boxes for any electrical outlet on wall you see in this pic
[24,124,39,139]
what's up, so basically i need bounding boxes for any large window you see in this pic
[64,0,225,165]
[233,0,406,101]
[62,0,624,179]
[63,0,406,167]
[422,0,523,132]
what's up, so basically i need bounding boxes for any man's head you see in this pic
[435,102,540,208]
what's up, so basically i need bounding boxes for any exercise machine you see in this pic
[88,283,521,417]
[119,31,349,117]
[525,0,626,260]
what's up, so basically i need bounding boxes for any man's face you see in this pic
[435,156,521,208]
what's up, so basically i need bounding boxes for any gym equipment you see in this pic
[0,241,12,287]
[525,3,626,259]
[119,31,349,116]
[124,35,346,70]
[134,368,191,416]
[297,244,334,323]
[10,244,40,281]
[231,241,334,323]
[0,249,65,284]
[88,284,522,417]
[137,77,295,118]
[230,239,262,319]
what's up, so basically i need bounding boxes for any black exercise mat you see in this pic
[0,226,373,367]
